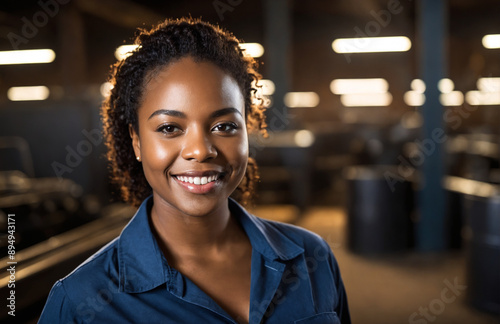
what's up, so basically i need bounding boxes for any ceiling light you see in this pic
[438,78,454,93]
[340,93,392,107]
[465,91,500,105]
[404,91,425,106]
[330,78,388,94]
[115,44,139,60]
[294,130,315,148]
[0,49,55,65]
[440,91,464,106]
[411,79,426,93]
[253,79,275,96]
[482,34,500,49]
[8,86,50,101]
[284,92,319,108]
[100,82,114,98]
[477,77,500,93]
[332,36,411,53]
[239,43,264,58]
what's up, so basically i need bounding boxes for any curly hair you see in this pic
[101,17,267,208]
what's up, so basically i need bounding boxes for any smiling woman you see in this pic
[38,17,350,324]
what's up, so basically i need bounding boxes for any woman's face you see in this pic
[130,57,248,217]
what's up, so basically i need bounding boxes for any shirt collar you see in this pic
[118,197,166,293]
[228,198,304,261]
[117,196,304,293]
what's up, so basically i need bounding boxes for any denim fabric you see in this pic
[39,196,350,324]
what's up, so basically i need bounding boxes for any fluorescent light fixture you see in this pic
[440,91,464,106]
[239,43,264,58]
[404,91,425,106]
[253,79,275,96]
[284,92,319,108]
[477,77,500,92]
[115,44,139,60]
[331,36,411,53]
[8,86,50,101]
[0,49,55,65]
[482,34,500,49]
[438,78,454,93]
[340,93,392,107]
[330,78,388,94]
[100,82,114,98]
[466,91,500,105]
[411,79,426,93]
[294,130,315,148]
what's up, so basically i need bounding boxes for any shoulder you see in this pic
[63,236,120,283]
[39,238,121,323]
[251,215,333,259]
[53,238,120,300]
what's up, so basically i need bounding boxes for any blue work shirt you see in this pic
[39,196,350,323]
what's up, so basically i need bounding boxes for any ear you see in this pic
[129,124,141,161]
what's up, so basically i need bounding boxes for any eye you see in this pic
[157,124,182,136]
[212,122,238,134]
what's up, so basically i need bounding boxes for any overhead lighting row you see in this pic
[332,36,411,54]
[9,77,498,106]
[330,78,392,107]
[404,77,500,106]
[2,33,498,104]
[1,33,493,66]
[332,33,498,54]
[114,42,265,60]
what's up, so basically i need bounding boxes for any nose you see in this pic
[181,128,217,162]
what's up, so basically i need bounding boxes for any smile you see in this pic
[174,175,219,185]
[172,171,225,194]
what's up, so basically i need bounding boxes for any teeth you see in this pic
[176,175,219,185]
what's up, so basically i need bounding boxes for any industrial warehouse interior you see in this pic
[0,0,499,323]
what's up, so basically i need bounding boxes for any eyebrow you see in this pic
[148,107,242,120]
[148,109,185,120]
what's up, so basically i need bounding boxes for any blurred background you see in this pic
[0,0,499,323]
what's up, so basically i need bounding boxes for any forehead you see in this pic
[139,57,245,116]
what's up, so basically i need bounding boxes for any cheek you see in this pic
[141,138,177,175]
[230,135,249,173]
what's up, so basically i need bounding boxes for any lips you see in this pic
[171,170,225,194]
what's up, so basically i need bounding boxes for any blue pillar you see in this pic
[264,0,291,131]
[417,0,447,250]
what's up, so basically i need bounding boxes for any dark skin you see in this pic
[130,57,252,323]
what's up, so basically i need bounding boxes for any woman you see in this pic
[39,18,350,324]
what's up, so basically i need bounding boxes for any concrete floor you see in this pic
[251,205,500,324]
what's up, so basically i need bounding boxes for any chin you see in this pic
[153,190,229,218]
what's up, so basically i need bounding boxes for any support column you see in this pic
[417,0,447,251]
[58,2,86,99]
[263,0,291,131]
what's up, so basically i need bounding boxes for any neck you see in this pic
[150,195,237,258]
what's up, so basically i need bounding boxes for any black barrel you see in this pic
[344,165,414,254]
[465,194,500,314]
